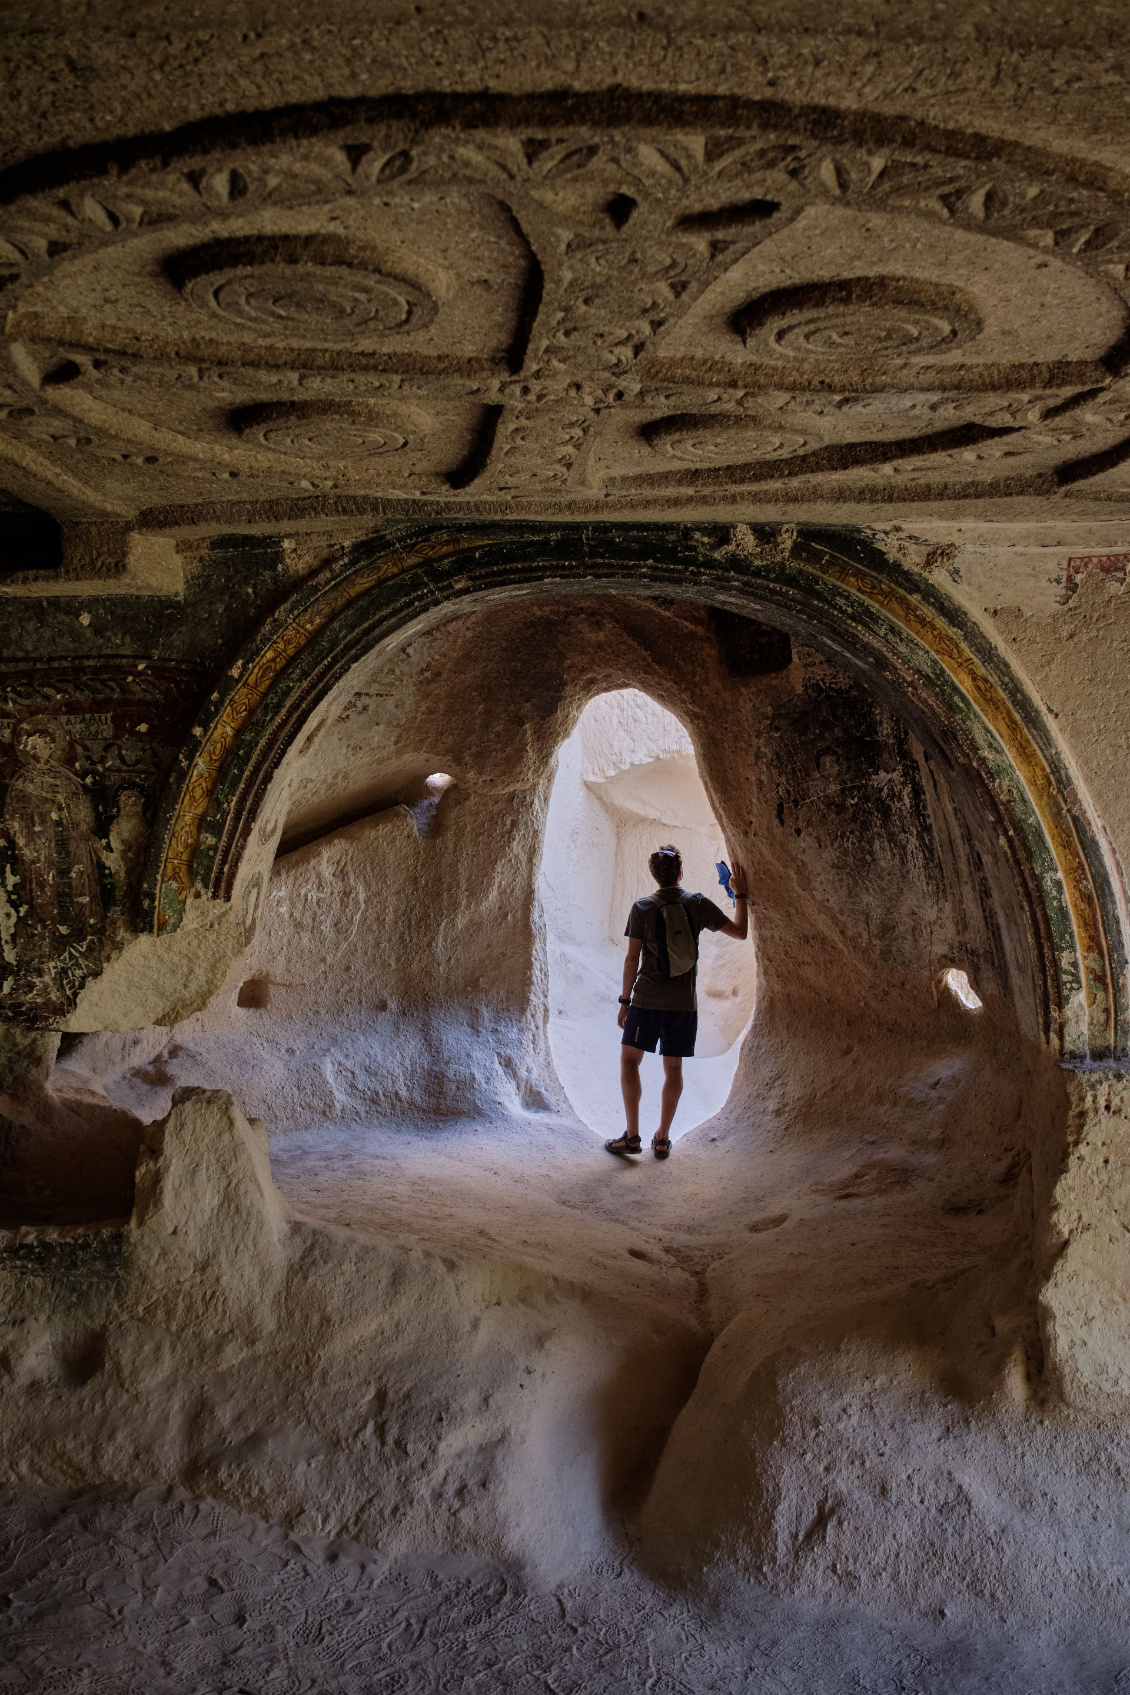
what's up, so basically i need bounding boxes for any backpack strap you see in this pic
[651,886,681,977]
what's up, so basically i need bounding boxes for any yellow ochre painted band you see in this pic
[810,547,1110,1042]
[156,530,489,921]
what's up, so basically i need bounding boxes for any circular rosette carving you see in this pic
[643,414,807,464]
[736,278,983,363]
[166,236,436,342]
[231,400,430,458]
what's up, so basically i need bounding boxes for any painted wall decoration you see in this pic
[0,661,207,1022]
[1060,553,1130,601]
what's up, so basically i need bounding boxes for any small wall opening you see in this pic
[539,688,755,1141]
[941,966,983,1012]
[406,771,454,837]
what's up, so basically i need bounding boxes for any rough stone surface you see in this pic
[2,5,1130,1682]
[1041,1070,1130,1405]
[65,894,245,1034]
[2,589,1102,1626]
[2,1480,1129,1693]
[7,22,1130,538]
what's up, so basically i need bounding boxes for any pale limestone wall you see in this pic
[14,593,1056,1174]
[4,3,1130,1653]
[1040,1070,1130,1406]
[6,1058,1125,1624]
[0,1088,706,1577]
[1,592,1122,1631]
[541,707,618,955]
[539,687,755,1136]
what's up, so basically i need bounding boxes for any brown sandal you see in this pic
[652,1135,671,1160]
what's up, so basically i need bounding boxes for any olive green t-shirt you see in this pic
[625,886,730,1011]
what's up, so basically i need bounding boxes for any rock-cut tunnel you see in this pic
[6,524,1122,1614]
[4,32,1130,1673]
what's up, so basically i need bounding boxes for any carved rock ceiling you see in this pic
[5,95,1130,525]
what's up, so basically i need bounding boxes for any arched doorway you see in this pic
[139,521,1127,1067]
[540,687,755,1141]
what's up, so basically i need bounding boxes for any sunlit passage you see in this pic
[539,689,756,1142]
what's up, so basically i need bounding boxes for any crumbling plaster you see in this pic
[875,519,1130,880]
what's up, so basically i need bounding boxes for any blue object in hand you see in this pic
[716,861,735,904]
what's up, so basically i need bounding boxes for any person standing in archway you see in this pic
[606,844,749,1161]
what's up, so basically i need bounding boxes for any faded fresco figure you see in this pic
[107,788,149,936]
[2,716,108,1003]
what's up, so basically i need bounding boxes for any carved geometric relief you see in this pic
[169,235,438,341]
[9,194,530,372]
[4,95,1130,518]
[647,205,1129,391]
[647,414,813,463]
[587,387,1130,497]
[230,399,425,455]
[735,276,983,361]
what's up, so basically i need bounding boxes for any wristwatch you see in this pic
[618,996,631,1005]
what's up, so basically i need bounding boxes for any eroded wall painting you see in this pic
[0,662,207,1022]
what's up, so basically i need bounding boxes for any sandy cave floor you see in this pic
[2,1482,1126,1695]
[260,1105,1024,1330]
[9,1100,1128,1690]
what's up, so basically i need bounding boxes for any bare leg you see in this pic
[620,1047,643,1140]
[657,1056,683,1142]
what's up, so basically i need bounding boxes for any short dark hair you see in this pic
[649,844,682,887]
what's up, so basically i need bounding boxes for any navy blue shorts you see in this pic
[621,1007,698,1058]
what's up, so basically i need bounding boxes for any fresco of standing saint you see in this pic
[3,716,107,993]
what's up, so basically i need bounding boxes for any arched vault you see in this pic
[143,520,1129,1064]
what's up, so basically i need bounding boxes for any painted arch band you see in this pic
[143,522,1128,1065]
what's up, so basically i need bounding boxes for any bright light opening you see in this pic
[942,966,983,1011]
[539,689,755,1141]
[407,772,454,835]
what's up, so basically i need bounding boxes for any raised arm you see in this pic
[721,861,749,940]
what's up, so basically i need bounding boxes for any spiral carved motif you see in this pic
[656,426,808,462]
[738,277,983,364]
[2,97,1128,518]
[232,401,425,457]
[770,304,962,358]
[169,236,436,342]
[185,263,427,339]
[644,414,808,463]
